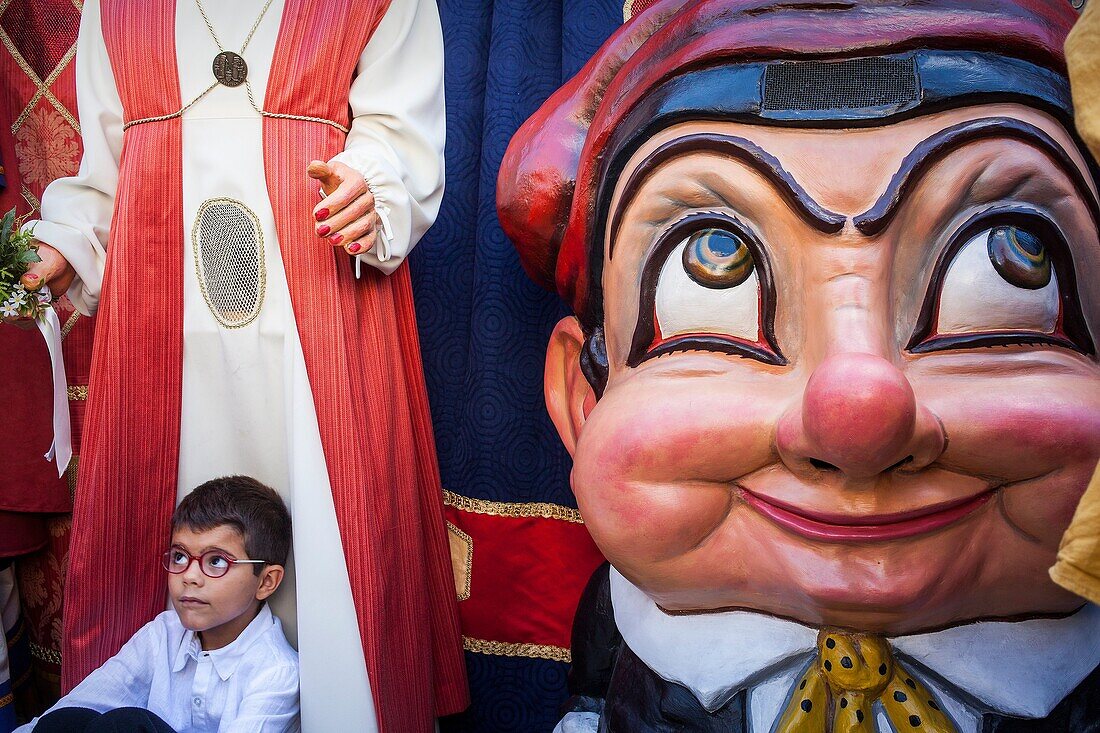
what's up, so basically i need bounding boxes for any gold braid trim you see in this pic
[66,454,80,502]
[463,637,571,663]
[61,311,81,340]
[67,385,87,401]
[29,642,61,666]
[0,693,12,708]
[442,490,583,524]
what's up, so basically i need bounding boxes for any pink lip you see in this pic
[178,597,209,606]
[740,488,995,541]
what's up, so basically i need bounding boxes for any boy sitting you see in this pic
[18,476,298,732]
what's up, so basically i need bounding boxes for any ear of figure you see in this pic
[256,565,285,601]
[545,317,598,456]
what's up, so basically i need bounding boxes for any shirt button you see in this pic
[193,697,203,708]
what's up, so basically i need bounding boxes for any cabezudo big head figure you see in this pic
[498,1,1100,731]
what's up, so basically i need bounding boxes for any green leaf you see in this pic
[0,208,14,248]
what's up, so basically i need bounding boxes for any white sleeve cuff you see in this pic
[22,219,105,316]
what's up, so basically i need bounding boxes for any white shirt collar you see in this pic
[609,567,1100,719]
[172,603,276,682]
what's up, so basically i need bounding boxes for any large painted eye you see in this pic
[986,225,1051,290]
[682,228,755,288]
[629,214,785,366]
[908,210,1094,355]
[935,225,1060,336]
[655,227,761,342]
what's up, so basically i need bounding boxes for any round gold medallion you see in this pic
[212,51,248,87]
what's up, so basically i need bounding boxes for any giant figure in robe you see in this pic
[14,0,467,730]
[499,0,1100,730]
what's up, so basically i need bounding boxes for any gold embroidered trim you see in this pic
[3,21,80,135]
[66,454,79,501]
[462,637,571,663]
[0,693,12,708]
[442,490,584,524]
[446,521,473,602]
[29,641,61,665]
[67,385,87,401]
[61,310,81,339]
[21,187,41,215]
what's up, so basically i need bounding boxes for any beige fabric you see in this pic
[1051,1,1100,606]
[1051,463,1100,603]
[1067,0,1100,162]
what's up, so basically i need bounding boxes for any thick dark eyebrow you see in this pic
[608,132,845,258]
[855,117,1100,236]
[171,543,235,556]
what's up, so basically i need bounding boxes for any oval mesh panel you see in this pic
[191,198,266,328]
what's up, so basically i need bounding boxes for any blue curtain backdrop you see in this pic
[419,1,622,730]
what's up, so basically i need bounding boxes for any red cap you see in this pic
[497,0,1079,316]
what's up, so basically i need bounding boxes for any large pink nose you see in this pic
[777,353,944,478]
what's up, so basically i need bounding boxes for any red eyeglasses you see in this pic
[162,547,267,579]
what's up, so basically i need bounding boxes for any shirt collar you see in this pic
[172,603,277,682]
[609,567,1100,718]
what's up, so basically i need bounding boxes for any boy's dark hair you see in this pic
[171,476,292,572]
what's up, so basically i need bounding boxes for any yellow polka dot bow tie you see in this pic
[776,631,957,733]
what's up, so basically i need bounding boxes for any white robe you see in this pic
[25,1,447,730]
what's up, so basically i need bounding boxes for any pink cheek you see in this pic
[571,388,769,560]
[942,390,1100,475]
[1002,465,1097,546]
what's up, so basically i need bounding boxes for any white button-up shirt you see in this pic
[558,568,1100,733]
[17,604,298,733]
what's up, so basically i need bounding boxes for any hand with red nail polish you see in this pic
[307,159,381,260]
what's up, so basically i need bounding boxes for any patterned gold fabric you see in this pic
[776,630,957,733]
[1067,0,1100,162]
[1051,462,1100,604]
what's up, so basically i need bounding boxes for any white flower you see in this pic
[0,301,20,318]
[10,287,28,306]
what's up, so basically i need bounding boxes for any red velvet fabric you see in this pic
[62,0,468,727]
[0,1,92,692]
[0,2,77,558]
[444,507,604,652]
[496,0,1079,313]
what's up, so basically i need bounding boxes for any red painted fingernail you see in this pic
[347,242,362,254]
[316,224,331,236]
[25,273,38,281]
[329,234,343,245]
[315,208,329,221]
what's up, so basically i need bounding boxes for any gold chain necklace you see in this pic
[122,0,350,134]
[193,0,277,88]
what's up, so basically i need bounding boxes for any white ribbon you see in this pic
[36,305,72,476]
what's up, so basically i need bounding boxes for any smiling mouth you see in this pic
[740,488,996,541]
